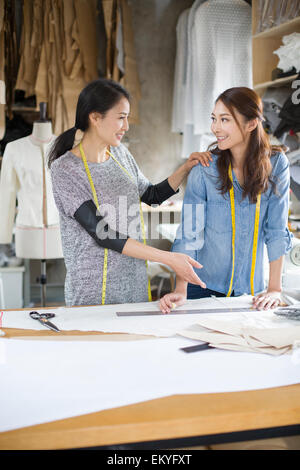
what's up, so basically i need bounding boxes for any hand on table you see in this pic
[159,292,187,314]
[252,290,282,310]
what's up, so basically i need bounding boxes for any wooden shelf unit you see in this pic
[252,0,300,96]
[253,16,300,39]
[254,74,298,93]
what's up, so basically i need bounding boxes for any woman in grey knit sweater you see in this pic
[48,79,206,306]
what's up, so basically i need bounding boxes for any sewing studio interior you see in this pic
[0,0,300,453]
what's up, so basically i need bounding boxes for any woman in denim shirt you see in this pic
[160,87,292,313]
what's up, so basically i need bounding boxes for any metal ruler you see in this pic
[116,308,256,317]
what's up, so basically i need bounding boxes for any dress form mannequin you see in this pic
[15,102,63,306]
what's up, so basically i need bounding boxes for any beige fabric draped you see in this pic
[119,0,141,124]
[13,0,140,134]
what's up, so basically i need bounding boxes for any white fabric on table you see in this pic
[3,295,300,341]
[3,295,261,336]
[1,335,300,433]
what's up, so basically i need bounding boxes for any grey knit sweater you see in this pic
[51,144,152,306]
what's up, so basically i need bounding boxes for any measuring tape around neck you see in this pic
[79,142,152,304]
[227,163,261,297]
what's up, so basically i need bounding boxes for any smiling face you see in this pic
[89,96,130,147]
[210,99,254,153]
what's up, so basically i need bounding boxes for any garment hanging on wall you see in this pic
[15,0,42,98]
[96,0,107,77]
[172,0,206,158]
[2,0,18,121]
[115,2,125,76]
[102,0,115,77]
[74,0,99,82]
[117,0,141,124]
[172,0,252,158]
[97,0,140,123]
[15,0,91,135]
[171,8,190,135]
[12,0,140,134]
[0,135,60,244]
[0,0,19,135]
[192,0,252,134]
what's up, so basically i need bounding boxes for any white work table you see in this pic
[0,296,300,450]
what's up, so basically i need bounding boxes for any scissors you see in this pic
[29,311,60,332]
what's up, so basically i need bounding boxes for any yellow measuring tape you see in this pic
[79,142,152,304]
[227,163,261,297]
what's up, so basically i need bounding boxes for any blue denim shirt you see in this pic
[172,152,292,296]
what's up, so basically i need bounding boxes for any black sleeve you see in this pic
[141,178,179,205]
[74,200,129,253]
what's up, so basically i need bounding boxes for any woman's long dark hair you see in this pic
[48,78,130,168]
[208,87,282,203]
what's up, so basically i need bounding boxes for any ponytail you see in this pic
[48,127,77,168]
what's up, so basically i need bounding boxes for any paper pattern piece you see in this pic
[1,336,300,433]
[179,312,300,355]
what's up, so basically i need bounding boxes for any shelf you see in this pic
[253,16,300,40]
[0,266,25,272]
[11,106,39,113]
[254,74,298,92]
